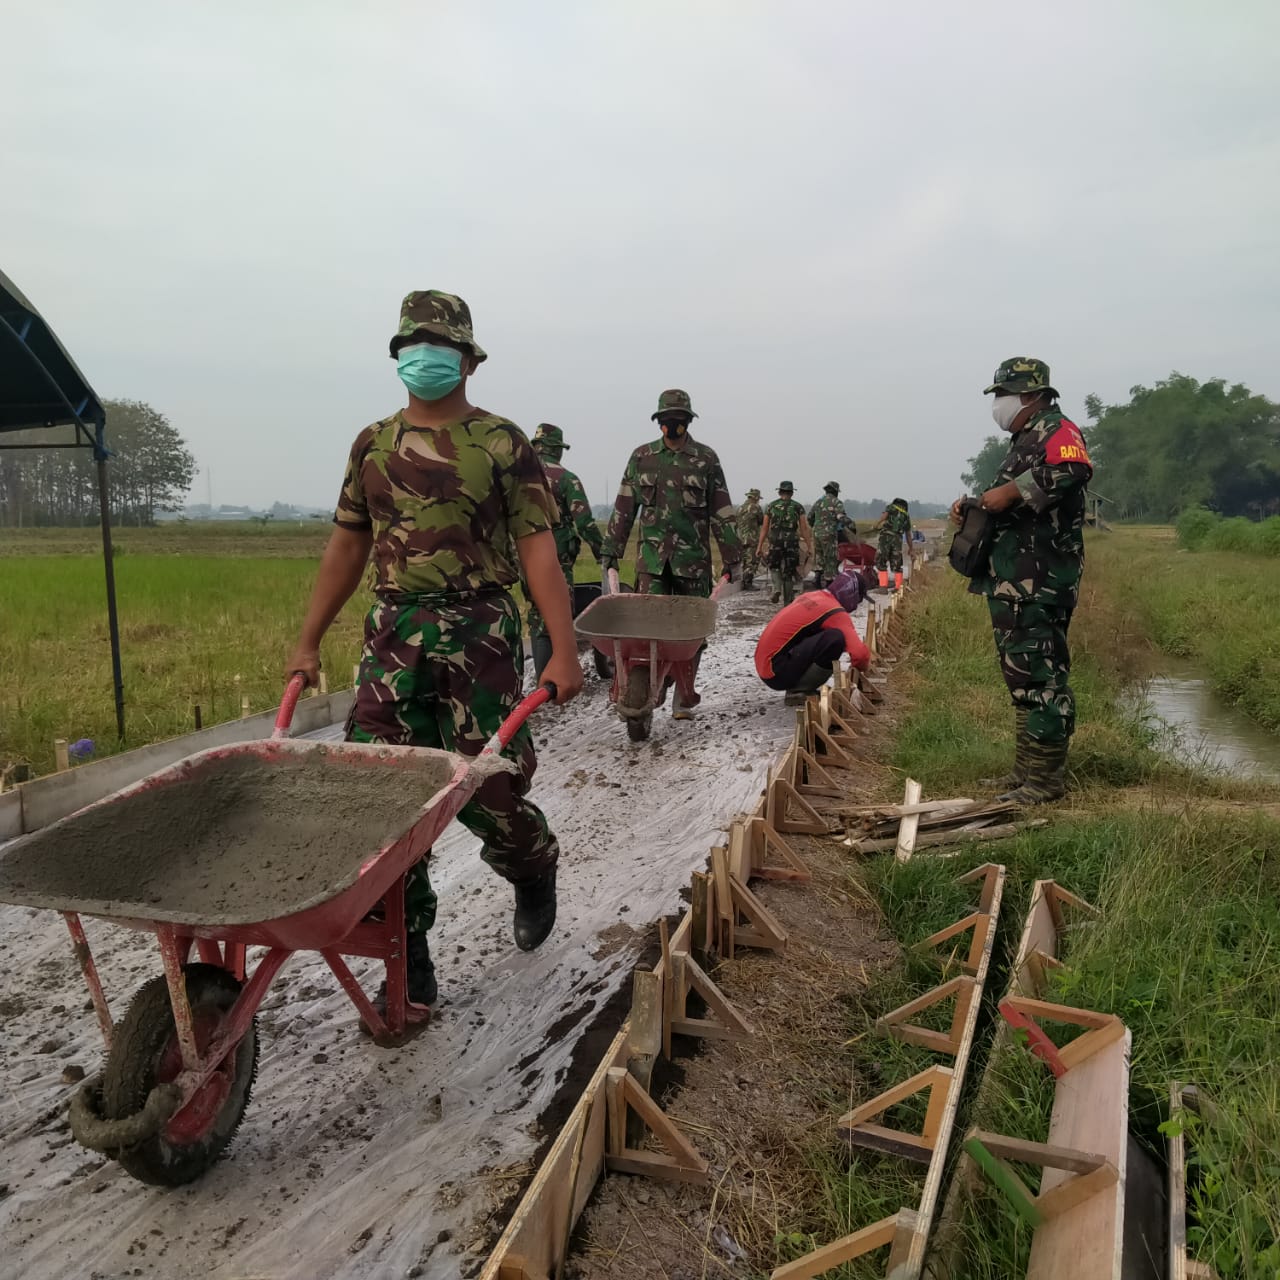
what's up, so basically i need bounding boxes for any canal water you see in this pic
[1131,671,1280,783]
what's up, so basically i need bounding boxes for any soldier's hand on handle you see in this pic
[284,645,322,689]
[949,497,966,527]
[724,562,742,585]
[540,650,585,705]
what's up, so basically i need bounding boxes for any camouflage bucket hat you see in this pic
[984,356,1057,397]
[532,423,568,450]
[778,480,795,493]
[746,488,761,499]
[390,290,488,363]
[651,388,697,420]
[824,481,840,495]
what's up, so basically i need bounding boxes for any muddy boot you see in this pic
[672,689,697,720]
[530,634,553,683]
[376,933,437,1011]
[980,710,1030,789]
[784,663,833,706]
[998,738,1069,806]
[513,869,557,951]
[742,572,754,591]
[769,569,782,604]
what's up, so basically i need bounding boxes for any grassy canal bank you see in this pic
[795,555,1280,1278]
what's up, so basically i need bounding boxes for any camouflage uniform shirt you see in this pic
[763,497,806,550]
[602,437,741,582]
[969,407,1093,608]
[335,410,557,596]
[735,498,763,548]
[542,459,603,573]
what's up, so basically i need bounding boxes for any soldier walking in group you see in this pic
[527,423,603,680]
[736,488,764,590]
[601,389,741,719]
[286,290,583,1009]
[809,481,853,590]
[757,481,813,606]
[951,356,1092,805]
[874,498,912,590]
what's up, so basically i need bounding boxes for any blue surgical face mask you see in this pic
[397,342,464,401]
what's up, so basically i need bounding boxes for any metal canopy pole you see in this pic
[95,426,125,740]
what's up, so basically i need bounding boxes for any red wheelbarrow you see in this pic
[574,571,729,742]
[0,676,554,1186]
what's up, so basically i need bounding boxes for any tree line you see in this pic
[0,399,196,527]
[963,372,1280,521]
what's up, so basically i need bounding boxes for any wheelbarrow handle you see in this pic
[274,673,308,739]
[481,683,557,757]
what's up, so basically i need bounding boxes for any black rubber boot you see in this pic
[784,663,833,705]
[513,869,557,951]
[998,738,1069,806]
[981,709,1030,789]
[376,933,437,1010]
[531,634,553,683]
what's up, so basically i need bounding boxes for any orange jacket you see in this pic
[754,591,871,679]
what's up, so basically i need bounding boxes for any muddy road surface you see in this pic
[0,590,869,1280]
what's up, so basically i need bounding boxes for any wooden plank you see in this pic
[603,1068,710,1186]
[1026,1027,1131,1280]
[895,779,924,862]
[748,816,812,883]
[479,1022,631,1280]
[894,865,1006,1277]
[845,1122,935,1163]
[729,874,788,951]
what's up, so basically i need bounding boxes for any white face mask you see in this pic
[991,394,1025,432]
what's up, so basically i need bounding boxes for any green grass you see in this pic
[0,523,620,775]
[1177,505,1280,557]
[1091,526,1280,733]
[785,561,1280,1278]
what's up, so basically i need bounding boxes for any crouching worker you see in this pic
[285,290,584,1010]
[754,571,871,706]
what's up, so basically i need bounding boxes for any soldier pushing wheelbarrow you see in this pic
[600,388,741,722]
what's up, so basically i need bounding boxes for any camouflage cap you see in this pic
[390,290,488,363]
[651,388,697,420]
[532,423,568,451]
[824,481,840,495]
[984,356,1057,397]
[746,488,762,499]
[778,480,795,493]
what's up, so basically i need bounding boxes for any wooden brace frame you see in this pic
[604,1067,710,1185]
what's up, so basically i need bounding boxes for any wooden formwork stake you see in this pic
[667,951,753,1043]
[625,969,663,1149]
[795,746,843,798]
[317,670,329,695]
[895,779,924,861]
[838,1063,955,1163]
[876,974,976,1056]
[604,1067,710,1185]
[745,814,811,882]
[727,873,787,952]
[711,845,735,957]
[54,738,70,772]
[689,872,712,968]
[769,1209,919,1280]
[913,911,992,975]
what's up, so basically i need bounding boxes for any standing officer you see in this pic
[809,481,853,590]
[757,481,813,606]
[736,488,764,590]
[874,499,912,590]
[527,423,603,679]
[286,290,583,1008]
[602,389,741,719]
[951,356,1093,805]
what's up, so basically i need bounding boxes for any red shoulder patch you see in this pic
[1044,419,1092,466]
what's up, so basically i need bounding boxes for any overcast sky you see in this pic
[7,0,1279,511]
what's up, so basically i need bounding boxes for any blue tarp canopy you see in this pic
[0,269,106,450]
[0,269,124,738]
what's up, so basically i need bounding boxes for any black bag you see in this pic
[948,499,994,578]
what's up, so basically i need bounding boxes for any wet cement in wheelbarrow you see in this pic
[0,752,459,926]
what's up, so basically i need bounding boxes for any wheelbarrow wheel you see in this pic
[101,963,258,1186]
[624,666,652,742]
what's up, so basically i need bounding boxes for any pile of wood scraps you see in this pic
[840,781,1047,858]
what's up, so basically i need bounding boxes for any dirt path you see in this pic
[0,591,872,1280]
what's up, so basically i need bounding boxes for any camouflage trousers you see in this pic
[875,531,903,573]
[637,564,712,598]
[345,590,559,935]
[987,597,1076,745]
[525,558,575,640]
[740,540,760,581]
[814,536,842,578]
